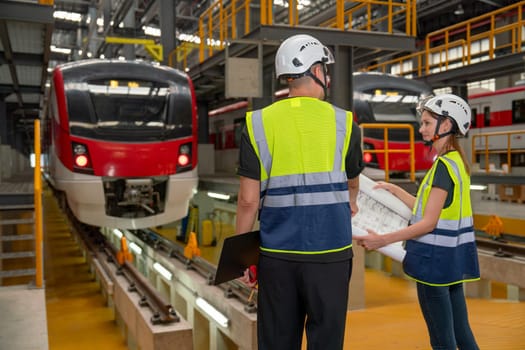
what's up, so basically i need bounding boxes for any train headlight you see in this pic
[176,143,192,170]
[72,141,94,174]
[74,144,87,155]
[362,142,379,168]
[75,154,89,167]
[177,154,190,167]
[179,144,190,154]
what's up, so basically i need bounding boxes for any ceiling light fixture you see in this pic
[454,4,464,16]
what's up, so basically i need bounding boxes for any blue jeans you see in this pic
[417,282,479,350]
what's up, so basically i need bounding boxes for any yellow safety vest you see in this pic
[404,151,480,285]
[246,97,353,254]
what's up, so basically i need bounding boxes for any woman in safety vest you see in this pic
[358,93,480,350]
[236,34,364,350]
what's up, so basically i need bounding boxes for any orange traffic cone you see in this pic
[117,236,133,265]
[184,232,201,260]
[482,215,504,239]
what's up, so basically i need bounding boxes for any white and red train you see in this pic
[42,60,198,229]
[209,72,436,175]
[467,85,525,169]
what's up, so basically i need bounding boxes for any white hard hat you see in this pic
[421,94,472,135]
[275,34,335,79]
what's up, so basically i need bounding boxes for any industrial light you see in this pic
[53,10,83,22]
[153,262,172,281]
[454,4,464,16]
[112,228,123,239]
[196,297,229,328]
[470,184,487,191]
[50,45,72,55]
[207,192,231,201]
[129,242,143,255]
[143,25,161,37]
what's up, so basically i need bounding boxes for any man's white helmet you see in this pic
[275,34,335,79]
[421,94,472,135]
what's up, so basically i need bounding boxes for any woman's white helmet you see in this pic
[275,34,335,79]
[421,94,472,135]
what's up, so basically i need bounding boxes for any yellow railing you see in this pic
[168,42,200,69]
[367,1,525,77]
[367,39,467,77]
[34,119,43,288]
[324,0,416,36]
[471,130,525,173]
[170,0,415,70]
[360,123,416,182]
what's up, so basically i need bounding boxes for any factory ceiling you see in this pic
[0,0,519,154]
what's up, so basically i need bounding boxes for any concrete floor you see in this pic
[0,285,49,350]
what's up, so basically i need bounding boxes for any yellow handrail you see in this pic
[359,123,416,182]
[328,0,415,35]
[368,1,525,77]
[168,0,415,70]
[471,129,525,173]
[34,119,43,288]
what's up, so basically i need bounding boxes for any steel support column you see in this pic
[331,45,354,111]
[197,101,209,145]
[452,84,468,102]
[0,101,6,145]
[160,0,176,65]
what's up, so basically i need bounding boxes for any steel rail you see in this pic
[476,237,525,258]
[67,212,181,324]
[138,228,258,309]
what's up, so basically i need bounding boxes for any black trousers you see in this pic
[257,255,353,350]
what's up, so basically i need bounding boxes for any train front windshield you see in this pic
[368,94,420,123]
[65,78,193,141]
[356,92,424,141]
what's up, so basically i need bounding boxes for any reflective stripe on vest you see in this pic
[404,151,480,285]
[246,99,353,254]
[411,153,473,246]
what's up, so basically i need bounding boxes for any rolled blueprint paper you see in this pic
[352,226,406,262]
[351,174,411,262]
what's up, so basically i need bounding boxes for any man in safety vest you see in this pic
[235,34,364,350]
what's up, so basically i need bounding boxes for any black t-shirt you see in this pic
[237,120,365,180]
[432,159,454,209]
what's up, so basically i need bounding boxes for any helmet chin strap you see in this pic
[305,68,328,100]
[424,118,454,146]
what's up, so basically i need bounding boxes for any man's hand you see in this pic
[238,265,257,288]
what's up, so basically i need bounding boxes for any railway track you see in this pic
[66,208,257,327]
[476,236,525,259]
[65,199,524,329]
[134,227,258,312]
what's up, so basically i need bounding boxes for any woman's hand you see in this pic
[374,181,394,194]
[357,229,388,250]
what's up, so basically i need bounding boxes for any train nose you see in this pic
[104,177,168,218]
